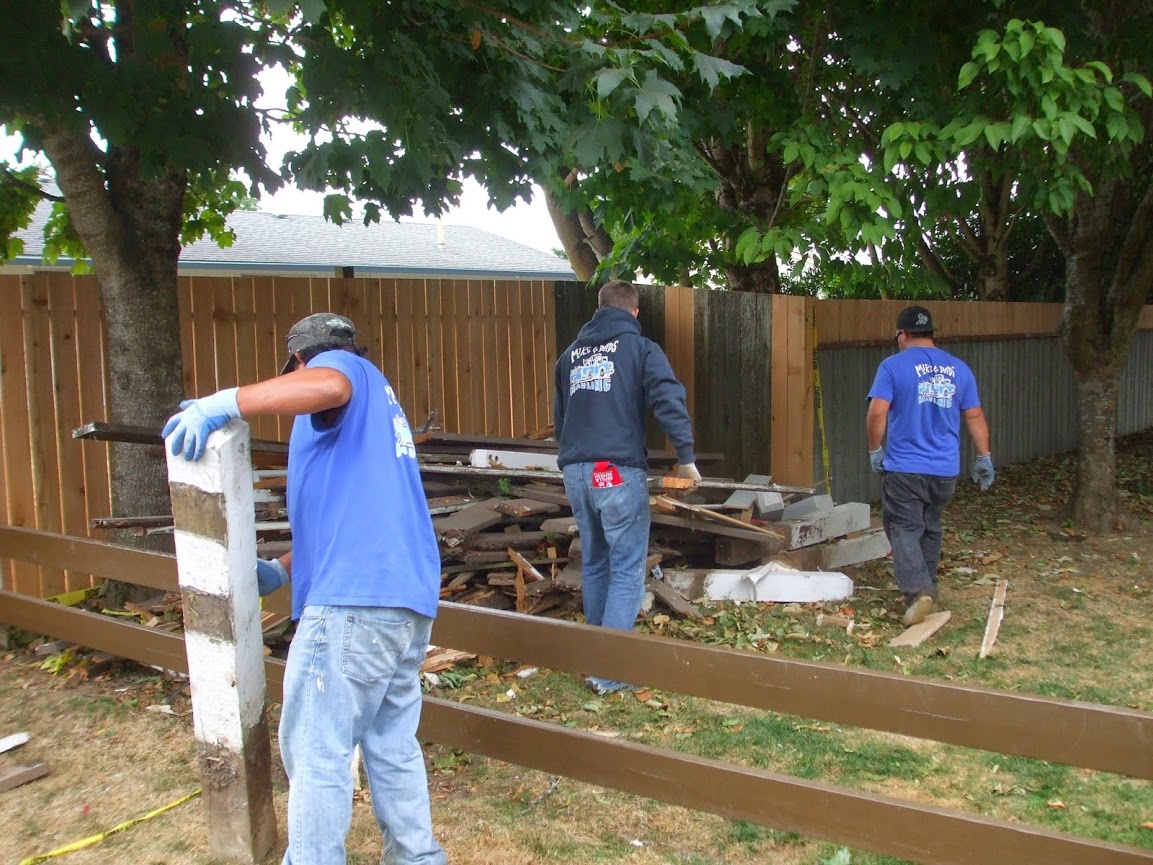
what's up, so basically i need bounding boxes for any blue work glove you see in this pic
[972,453,995,491]
[256,558,290,596]
[869,446,885,473]
[162,388,241,461]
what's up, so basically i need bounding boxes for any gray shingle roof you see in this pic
[12,203,576,280]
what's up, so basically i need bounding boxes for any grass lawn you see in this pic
[2,432,1151,865]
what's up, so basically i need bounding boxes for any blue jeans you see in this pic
[280,605,446,865]
[562,462,650,690]
[881,472,957,605]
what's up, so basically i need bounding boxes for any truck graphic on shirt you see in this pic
[918,372,957,408]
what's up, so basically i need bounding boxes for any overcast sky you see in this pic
[1,65,563,255]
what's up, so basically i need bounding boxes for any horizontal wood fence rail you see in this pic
[432,603,1153,780]
[3,530,1153,865]
[4,527,1152,780]
[420,700,1153,865]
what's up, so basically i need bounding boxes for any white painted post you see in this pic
[166,422,277,863]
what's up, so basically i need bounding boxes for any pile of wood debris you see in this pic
[76,422,891,631]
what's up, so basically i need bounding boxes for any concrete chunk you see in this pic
[704,562,853,603]
[722,475,784,518]
[781,494,834,521]
[786,502,871,549]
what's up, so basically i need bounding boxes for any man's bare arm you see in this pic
[866,398,890,450]
[963,406,990,455]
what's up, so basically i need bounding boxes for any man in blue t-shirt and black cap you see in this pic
[866,305,995,627]
[163,312,446,865]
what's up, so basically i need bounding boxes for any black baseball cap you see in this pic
[895,305,934,334]
[280,313,358,374]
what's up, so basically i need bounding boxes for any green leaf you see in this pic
[1018,30,1035,57]
[1041,94,1058,119]
[881,122,905,146]
[1046,27,1066,53]
[1122,72,1153,98]
[899,140,912,160]
[1069,114,1096,139]
[1009,114,1032,142]
[1103,87,1125,112]
[1084,61,1112,83]
[632,70,681,123]
[957,61,980,91]
[593,67,631,100]
[322,194,352,224]
[699,5,746,40]
[735,226,763,264]
[983,124,1002,150]
[692,53,747,89]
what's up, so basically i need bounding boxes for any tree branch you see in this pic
[0,166,65,202]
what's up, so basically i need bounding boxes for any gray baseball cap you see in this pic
[280,312,358,374]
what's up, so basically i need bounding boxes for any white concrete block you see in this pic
[704,561,853,603]
[469,449,559,471]
[787,502,871,549]
[781,494,834,521]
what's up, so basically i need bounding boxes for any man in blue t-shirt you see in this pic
[163,313,445,865]
[866,306,995,627]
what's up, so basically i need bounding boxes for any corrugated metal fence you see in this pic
[815,300,1153,503]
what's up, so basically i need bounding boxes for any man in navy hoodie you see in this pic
[554,280,699,694]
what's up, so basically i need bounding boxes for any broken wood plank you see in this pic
[0,732,30,755]
[0,762,49,794]
[508,485,571,507]
[494,499,561,519]
[467,530,547,551]
[651,512,787,545]
[816,614,856,634]
[421,647,476,674]
[653,496,787,539]
[540,517,577,536]
[463,550,516,565]
[889,610,952,648]
[433,499,504,548]
[979,580,1008,659]
[507,548,546,583]
[648,580,703,620]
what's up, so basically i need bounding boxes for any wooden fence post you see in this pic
[166,422,278,863]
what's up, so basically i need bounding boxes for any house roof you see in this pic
[10,203,576,280]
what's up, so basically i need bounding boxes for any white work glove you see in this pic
[869,446,885,473]
[255,558,290,596]
[162,388,241,461]
[676,462,702,482]
[971,453,995,491]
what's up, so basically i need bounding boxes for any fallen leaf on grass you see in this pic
[1047,800,1067,809]
[633,689,653,702]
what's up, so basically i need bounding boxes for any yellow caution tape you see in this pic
[17,788,202,865]
[812,318,832,491]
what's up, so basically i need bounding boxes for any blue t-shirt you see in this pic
[286,351,440,620]
[867,346,980,476]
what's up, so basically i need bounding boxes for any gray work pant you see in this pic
[880,471,957,605]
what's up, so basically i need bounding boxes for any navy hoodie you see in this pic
[554,306,695,470]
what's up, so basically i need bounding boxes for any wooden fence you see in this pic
[0,273,556,597]
[2,524,1152,865]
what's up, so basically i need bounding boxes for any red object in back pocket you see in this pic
[591,460,623,488]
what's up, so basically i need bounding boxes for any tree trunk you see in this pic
[1056,177,1153,533]
[724,258,781,293]
[42,129,186,604]
[1069,372,1119,531]
[543,185,608,282]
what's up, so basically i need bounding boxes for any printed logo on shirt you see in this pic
[393,415,417,459]
[591,460,623,487]
[917,372,957,408]
[383,383,401,407]
[569,351,616,395]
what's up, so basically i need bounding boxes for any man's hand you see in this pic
[256,558,290,596]
[675,462,702,482]
[162,388,241,461]
[972,453,995,491]
[869,446,885,473]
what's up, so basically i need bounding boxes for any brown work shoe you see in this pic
[903,594,935,627]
